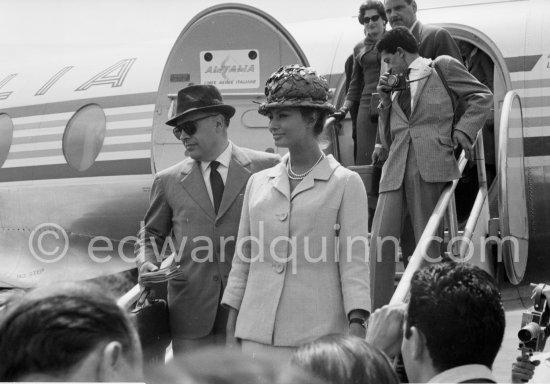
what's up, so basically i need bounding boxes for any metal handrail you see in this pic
[458,134,489,258]
[390,148,469,304]
[390,129,490,304]
[117,283,141,311]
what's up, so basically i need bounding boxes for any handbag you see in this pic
[131,287,171,364]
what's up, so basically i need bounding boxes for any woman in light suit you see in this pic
[222,65,371,360]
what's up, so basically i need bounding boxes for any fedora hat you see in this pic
[166,85,236,127]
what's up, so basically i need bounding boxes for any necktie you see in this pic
[398,70,411,120]
[210,161,224,214]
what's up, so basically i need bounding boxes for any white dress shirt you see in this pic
[201,141,232,208]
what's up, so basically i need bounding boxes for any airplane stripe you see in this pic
[504,55,542,73]
[13,126,65,138]
[4,141,151,160]
[521,96,550,108]
[96,150,150,161]
[1,93,157,118]
[103,134,150,145]
[104,105,155,116]
[513,79,550,90]
[0,159,151,182]
[3,156,66,167]
[524,137,550,158]
[13,119,152,139]
[106,111,154,122]
[10,142,61,153]
[12,110,154,131]
[12,128,151,145]
[525,156,550,167]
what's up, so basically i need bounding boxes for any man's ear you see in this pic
[98,341,123,381]
[396,47,405,58]
[409,326,427,360]
[412,0,418,13]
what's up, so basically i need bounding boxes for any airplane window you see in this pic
[0,114,14,167]
[63,104,106,171]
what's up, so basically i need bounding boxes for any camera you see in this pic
[518,283,550,353]
[387,72,408,91]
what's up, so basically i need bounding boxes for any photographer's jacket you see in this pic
[377,55,492,193]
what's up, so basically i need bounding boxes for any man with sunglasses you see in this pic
[135,84,279,355]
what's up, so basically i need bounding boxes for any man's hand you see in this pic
[365,303,406,358]
[377,72,392,107]
[453,130,474,161]
[349,322,367,339]
[511,355,540,383]
[330,108,348,123]
[372,146,388,166]
[138,261,159,287]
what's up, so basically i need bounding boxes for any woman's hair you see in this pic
[358,0,388,25]
[298,107,329,137]
[151,347,327,384]
[292,334,399,384]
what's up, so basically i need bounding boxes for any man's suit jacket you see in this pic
[411,21,462,61]
[378,55,492,193]
[136,144,279,339]
[222,155,371,346]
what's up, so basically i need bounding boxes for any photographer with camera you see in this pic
[511,283,550,383]
[366,262,505,383]
[369,27,492,309]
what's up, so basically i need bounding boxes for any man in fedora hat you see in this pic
[135,84,279,355]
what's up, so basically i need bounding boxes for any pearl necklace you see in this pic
[286,154,325,180]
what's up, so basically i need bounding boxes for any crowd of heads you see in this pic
[0,261,507,383]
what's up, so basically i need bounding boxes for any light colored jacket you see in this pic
[378,55,492,193]
[222,154,371,346]
[136,144,279,339]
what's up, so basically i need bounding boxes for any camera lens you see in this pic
[518,322,541,342]
[387,74,400,88]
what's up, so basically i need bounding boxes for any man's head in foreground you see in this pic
[0,282,143,382]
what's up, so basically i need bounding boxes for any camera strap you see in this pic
[431,61,457,129]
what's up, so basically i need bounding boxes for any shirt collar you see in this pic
[201,141,232,173]
[409,20,419,33]
[428,364,495,383]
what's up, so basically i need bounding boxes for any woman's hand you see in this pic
[226,307,241,350]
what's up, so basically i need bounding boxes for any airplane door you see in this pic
[152,4,308,172]
[498,91,529,284]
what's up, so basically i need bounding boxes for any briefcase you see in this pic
[131,287,171,364]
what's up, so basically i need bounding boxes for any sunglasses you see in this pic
[362,14,381,24]
[173,114,217,140]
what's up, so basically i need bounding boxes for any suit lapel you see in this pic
[290,155,335,200]
[216,145,252,219]
[268,161,291,201]
[179,160,216,220]
[411,64,433,115]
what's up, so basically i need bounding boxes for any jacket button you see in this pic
[278,212,288,221]
[273,262,285,274]
[213,275,220,282]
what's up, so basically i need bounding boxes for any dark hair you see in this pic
[0,282,140,381]
[376,26,419,54]
[298,107,328,137]
[292,334,399,384]
[406,262,505,372]
[358,0,387,25]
